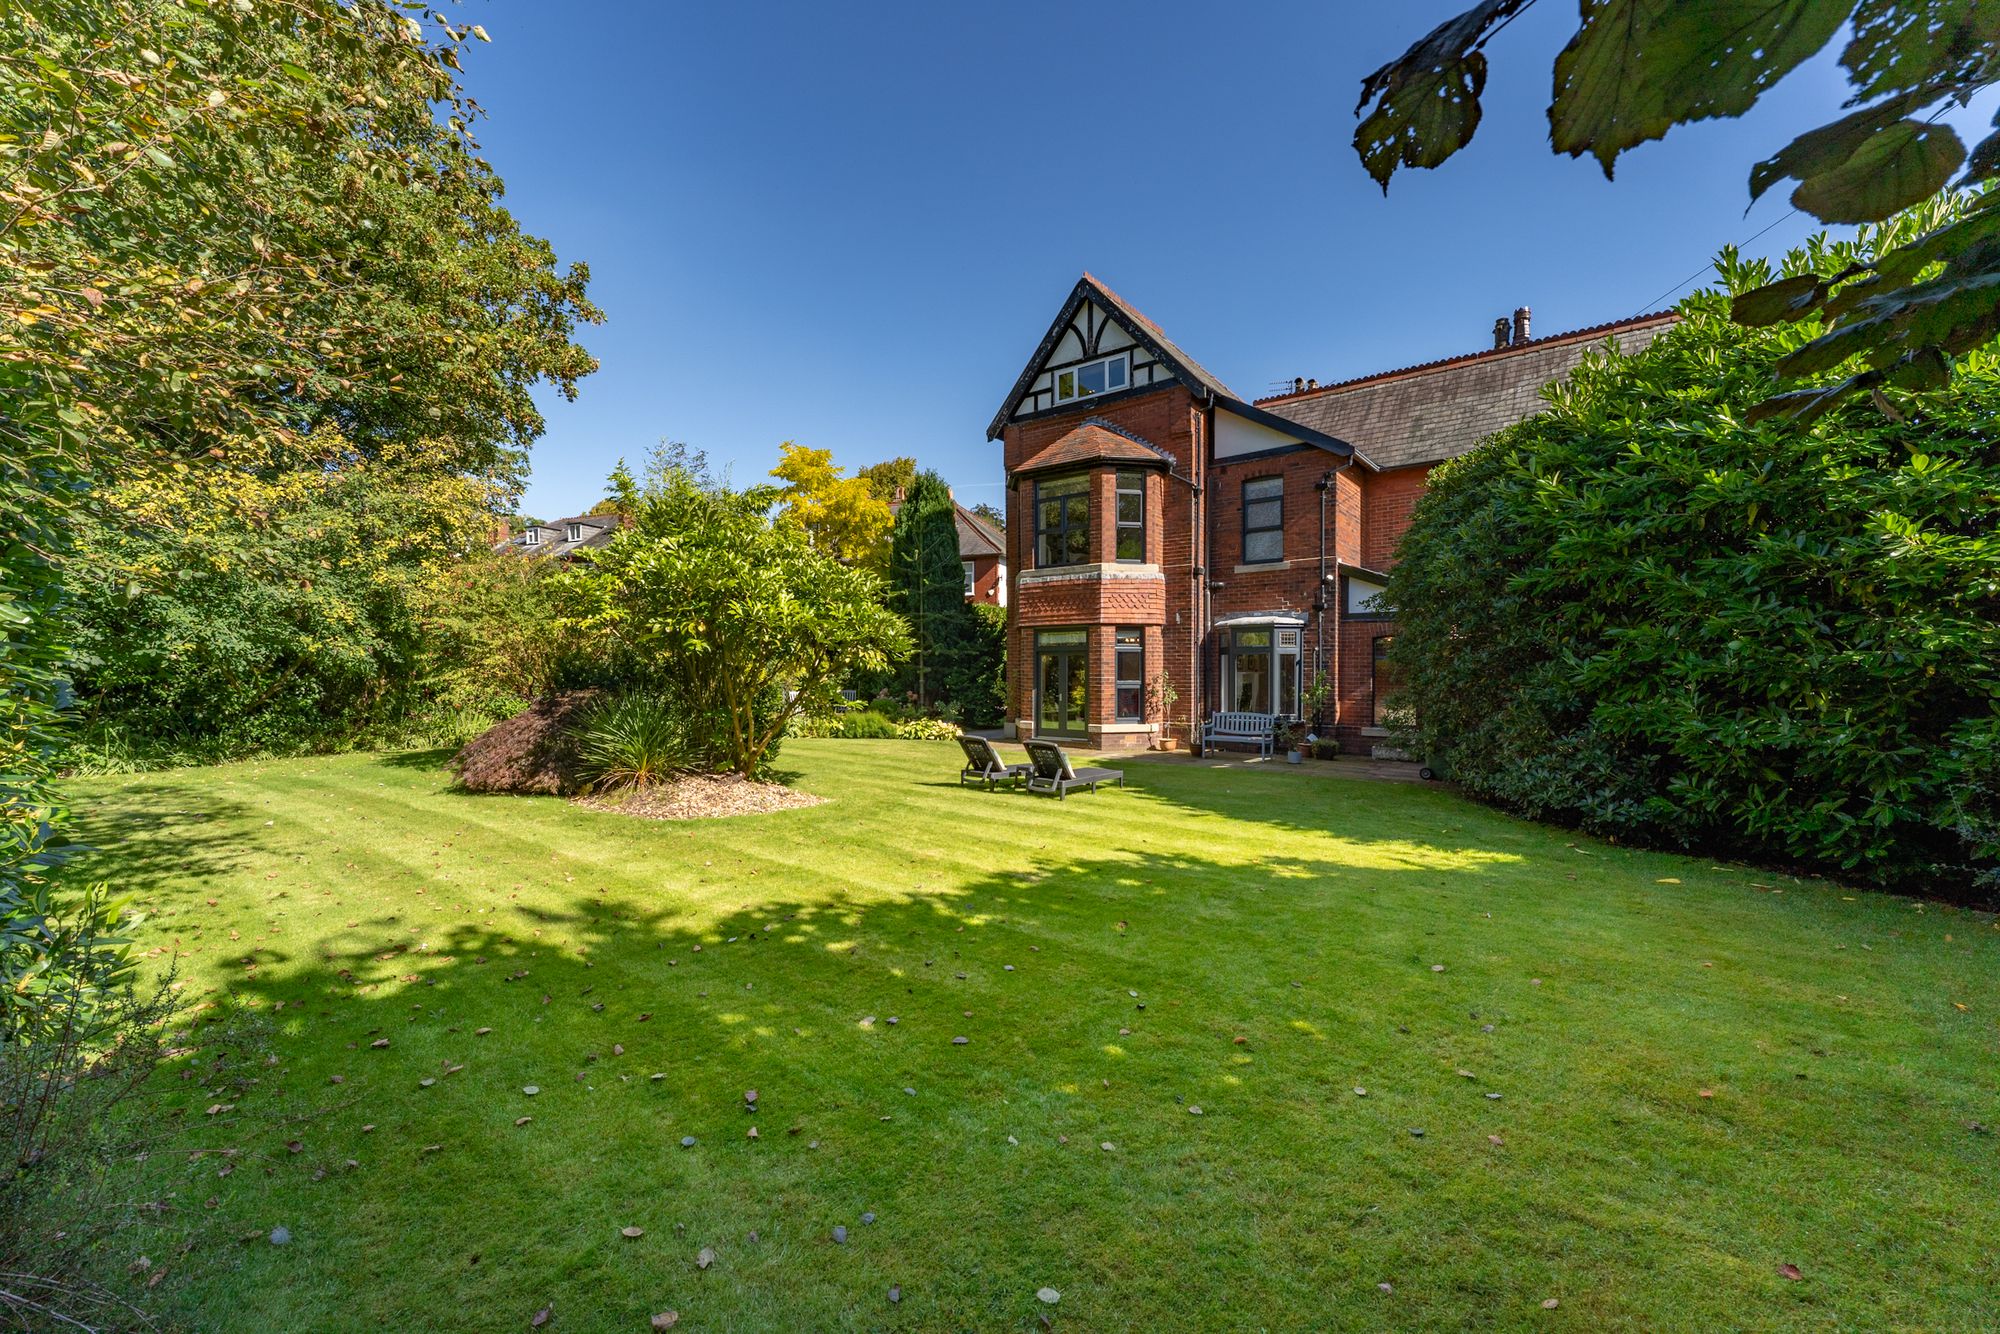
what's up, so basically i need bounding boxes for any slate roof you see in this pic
[495,512,624,560]
[1259,313,1678,471]
[954,502,1005,560]
[1011,418,1175,478]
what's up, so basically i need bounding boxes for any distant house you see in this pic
[493,513,624,560]
[954,501,1007,608]
[889,491,1009,607]
[991,273,1675,752]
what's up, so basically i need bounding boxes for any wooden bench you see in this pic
[1202,711,1276,757]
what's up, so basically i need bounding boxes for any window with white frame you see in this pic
[1054,352,1129,404]
[566,523,582,542]
[522,527,541,546]
[963,561,975,596]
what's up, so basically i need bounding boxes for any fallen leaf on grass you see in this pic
[1698,1089,1715,1099]
[696,1246,715,1270]
[1778,1263,1803,1280]
[1542,1297,1560,1309]
[621,1227,643,1239]
[650,1314,678,1330]
[531,1307,551,1328]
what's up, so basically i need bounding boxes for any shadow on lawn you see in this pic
[125,831,1516,1326]
[64,772,259,891]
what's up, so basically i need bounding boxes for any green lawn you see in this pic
[64,741,1999,1331]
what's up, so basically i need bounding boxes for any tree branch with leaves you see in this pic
[1356,1,2000,418]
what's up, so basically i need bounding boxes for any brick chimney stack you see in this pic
[1512,306,1532,345]
[1492,317,1510,349]
[494,518,511,544]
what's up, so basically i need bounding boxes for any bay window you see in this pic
[1115,471,1145,562]
[1034,474,1089,568]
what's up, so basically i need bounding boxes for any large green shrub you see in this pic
[835,710,899,740]
[561,448,910,778]
[1385,254,2000,897]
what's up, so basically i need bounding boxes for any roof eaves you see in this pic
[1254,311,1679,407]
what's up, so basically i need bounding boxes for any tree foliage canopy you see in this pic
[1356,2,2000,415]
[1383,243,2000,896]
[769,442,894,573]
[8,0,603,759]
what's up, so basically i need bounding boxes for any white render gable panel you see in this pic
[1214,407,1310,460]
[1012,298,1174,420]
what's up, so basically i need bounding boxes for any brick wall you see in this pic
[1361,464,1430,570]
[1002,387,1199,743]
[967,554,1004,605]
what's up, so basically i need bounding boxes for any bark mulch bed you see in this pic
[573,773,825,821]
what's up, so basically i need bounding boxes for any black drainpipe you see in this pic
[1314,459,1354,737]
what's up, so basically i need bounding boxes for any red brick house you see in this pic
[991,275,1674,752]
[954,500,1007,607]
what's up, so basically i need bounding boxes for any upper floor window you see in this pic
[1115,471,1145,562]
[1034,474,1090,568]
[566,523,583,542]
[1055,353,1129,404]
[522,527,542,546]
[963,561,975,596]
[1243,477,1283,563]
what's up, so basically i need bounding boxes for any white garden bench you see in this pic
[1202,711,1276,758]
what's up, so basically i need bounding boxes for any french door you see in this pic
[1035,628,1089,738]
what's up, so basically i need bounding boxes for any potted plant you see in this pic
[1282,671,1335,763]
[1146,671,1181,752]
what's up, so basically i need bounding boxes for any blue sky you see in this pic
[467,1,1962,521]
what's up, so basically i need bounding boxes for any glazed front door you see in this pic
[1035,629,1089,737]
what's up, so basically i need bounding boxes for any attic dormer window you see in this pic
[522,528,541,546]
[1055,352,1129,404]
[566,523,582,542]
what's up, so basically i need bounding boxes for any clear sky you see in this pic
[463,1,1972,521]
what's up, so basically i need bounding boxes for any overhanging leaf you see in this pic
[1748,92,1926,203]
[1841,0,2000,101]
[1353,0,1535,189]
[1731,273,1826,327]
[1791,119,1965,223]
[1551,0,1857,176]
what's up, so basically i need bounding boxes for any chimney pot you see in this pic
[1493,317,1511,349]
[1306,378,1318,390]
[1293,376,1305,393]
[1513,306,1532,345]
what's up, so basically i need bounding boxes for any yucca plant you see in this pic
[573,693,687,792]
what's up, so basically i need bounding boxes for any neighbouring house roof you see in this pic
[1258,312,1679,471]
[988,274,1238,439]
[954,502,1005,560]
[1011,418,1175,478]
[495,512,624,560]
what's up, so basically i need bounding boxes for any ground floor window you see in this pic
[1115,628,1143,721]
[1221,625,1301,715]
[1371,635,1404,727]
